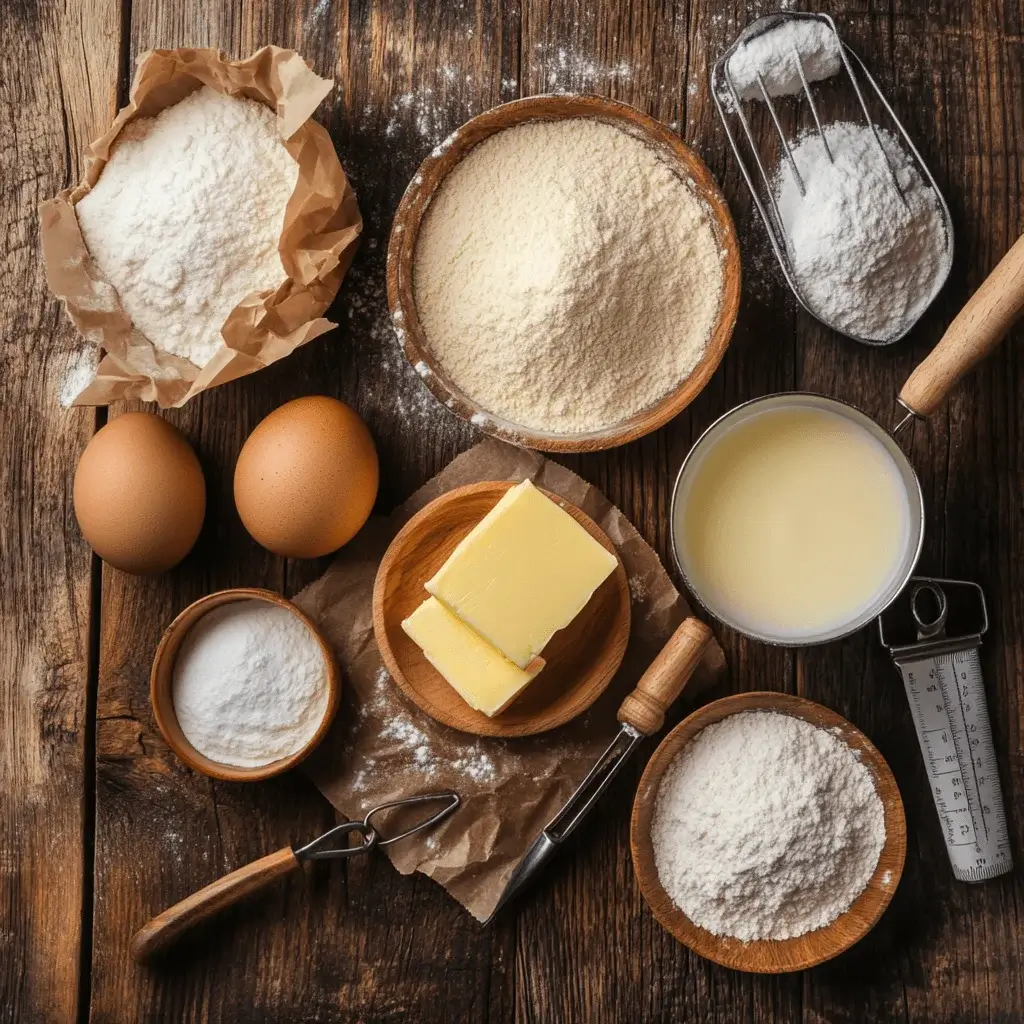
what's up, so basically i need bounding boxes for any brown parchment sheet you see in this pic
[39,46,361,408]
[293,438,726,922]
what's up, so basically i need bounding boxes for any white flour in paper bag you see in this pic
[76,86,299,368]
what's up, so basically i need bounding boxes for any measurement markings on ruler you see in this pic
[900,649,1011,881]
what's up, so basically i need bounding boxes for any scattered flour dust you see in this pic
[58,346,99,407]
[76,86,298,368]
[358,665,500,785]
[652,710,885,941]
[414,119,724,434]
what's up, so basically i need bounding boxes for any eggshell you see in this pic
[234,396,379,558]
[73,412,206,574]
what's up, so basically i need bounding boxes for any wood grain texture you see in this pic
[130,846,301,962]
[373,481,631,736]
[900,231,1024,417]
[630,692,906,973]
[2,0,1022,1021]
[0,1,122,1021]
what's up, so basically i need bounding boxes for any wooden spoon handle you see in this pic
[130,846,300,962]
[900,233,1024,418]
[617,617,713,735]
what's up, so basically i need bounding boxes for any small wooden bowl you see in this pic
[150,588,340,782]
[387,94,742,453]
[630,692,906,973]
[372,481,631,737]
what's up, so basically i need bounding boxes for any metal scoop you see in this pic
[711,11,954,345]
[130,791,460,962]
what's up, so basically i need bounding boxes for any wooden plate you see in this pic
[150,588,341,782]
[386,94,742,453]
[630,692,906,973]
[372,481,631,736]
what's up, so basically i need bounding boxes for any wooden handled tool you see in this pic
[130,791,460,963]
[900,233,1024,419]
[617,617,713,735]
[486,616,713,921]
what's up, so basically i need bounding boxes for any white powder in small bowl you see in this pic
[171,599,331,769]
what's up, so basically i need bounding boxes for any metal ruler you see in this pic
[879,578,1012,882]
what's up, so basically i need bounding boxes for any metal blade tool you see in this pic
[488,617,713,920]
[879,578,1012,881]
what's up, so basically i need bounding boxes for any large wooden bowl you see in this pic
[386,94,742,453]
[630,692,906,973]
[150,588,340,782]
[372,481,631,736]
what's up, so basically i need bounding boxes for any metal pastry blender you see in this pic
[486,617,712,921]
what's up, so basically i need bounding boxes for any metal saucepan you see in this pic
[671,233,1024,646]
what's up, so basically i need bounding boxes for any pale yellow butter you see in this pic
[425,479,618,669]
[401,597,544,717]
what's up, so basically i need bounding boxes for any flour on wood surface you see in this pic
[414,119,724,434]
[76,86,298,368]
[652,710,885,941]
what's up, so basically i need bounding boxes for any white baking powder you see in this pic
[651,710,885,941]
[76,86,298,368]
[727,19,842,100]
[775,122,949,342]
[413,119,724,434]
[172,600,330,768]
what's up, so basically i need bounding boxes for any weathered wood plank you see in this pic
[0,1,122,1021]
[87,1,514,1022]
[47,0,1024,1020]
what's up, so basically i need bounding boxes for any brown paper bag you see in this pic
[39,46,361,408]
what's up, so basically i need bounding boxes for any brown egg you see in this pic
[73,412,206,574]
[234,396,379,558]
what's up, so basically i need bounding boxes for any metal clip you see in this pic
[878,576,987,663]
[293,790,460,862]
[365,790,460,848]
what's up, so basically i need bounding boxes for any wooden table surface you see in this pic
[4,0,1023,1021]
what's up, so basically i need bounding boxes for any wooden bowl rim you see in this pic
[386,93,742,453]
[150,587,341,782]
[629,691,907,973]
[372,480,632,737]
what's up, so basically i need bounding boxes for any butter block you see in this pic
[402,597,544,717]
[425,479,618,669]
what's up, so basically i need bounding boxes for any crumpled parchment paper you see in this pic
[293,439,725,922]
[39,45,361,407]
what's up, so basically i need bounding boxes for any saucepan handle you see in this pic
[617,617,713,735]
[130,846,301,962]
[900,233,1024,419]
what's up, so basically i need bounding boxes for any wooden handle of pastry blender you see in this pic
[130,846,300,962]
[617,617,713,735]
[900,232,1024,419]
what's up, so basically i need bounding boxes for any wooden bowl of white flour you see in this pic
[630,692,906,973]
[150,588,340,782]
[387,95,741,452]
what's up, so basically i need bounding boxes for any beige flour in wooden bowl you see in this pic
[412,118,725,435]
